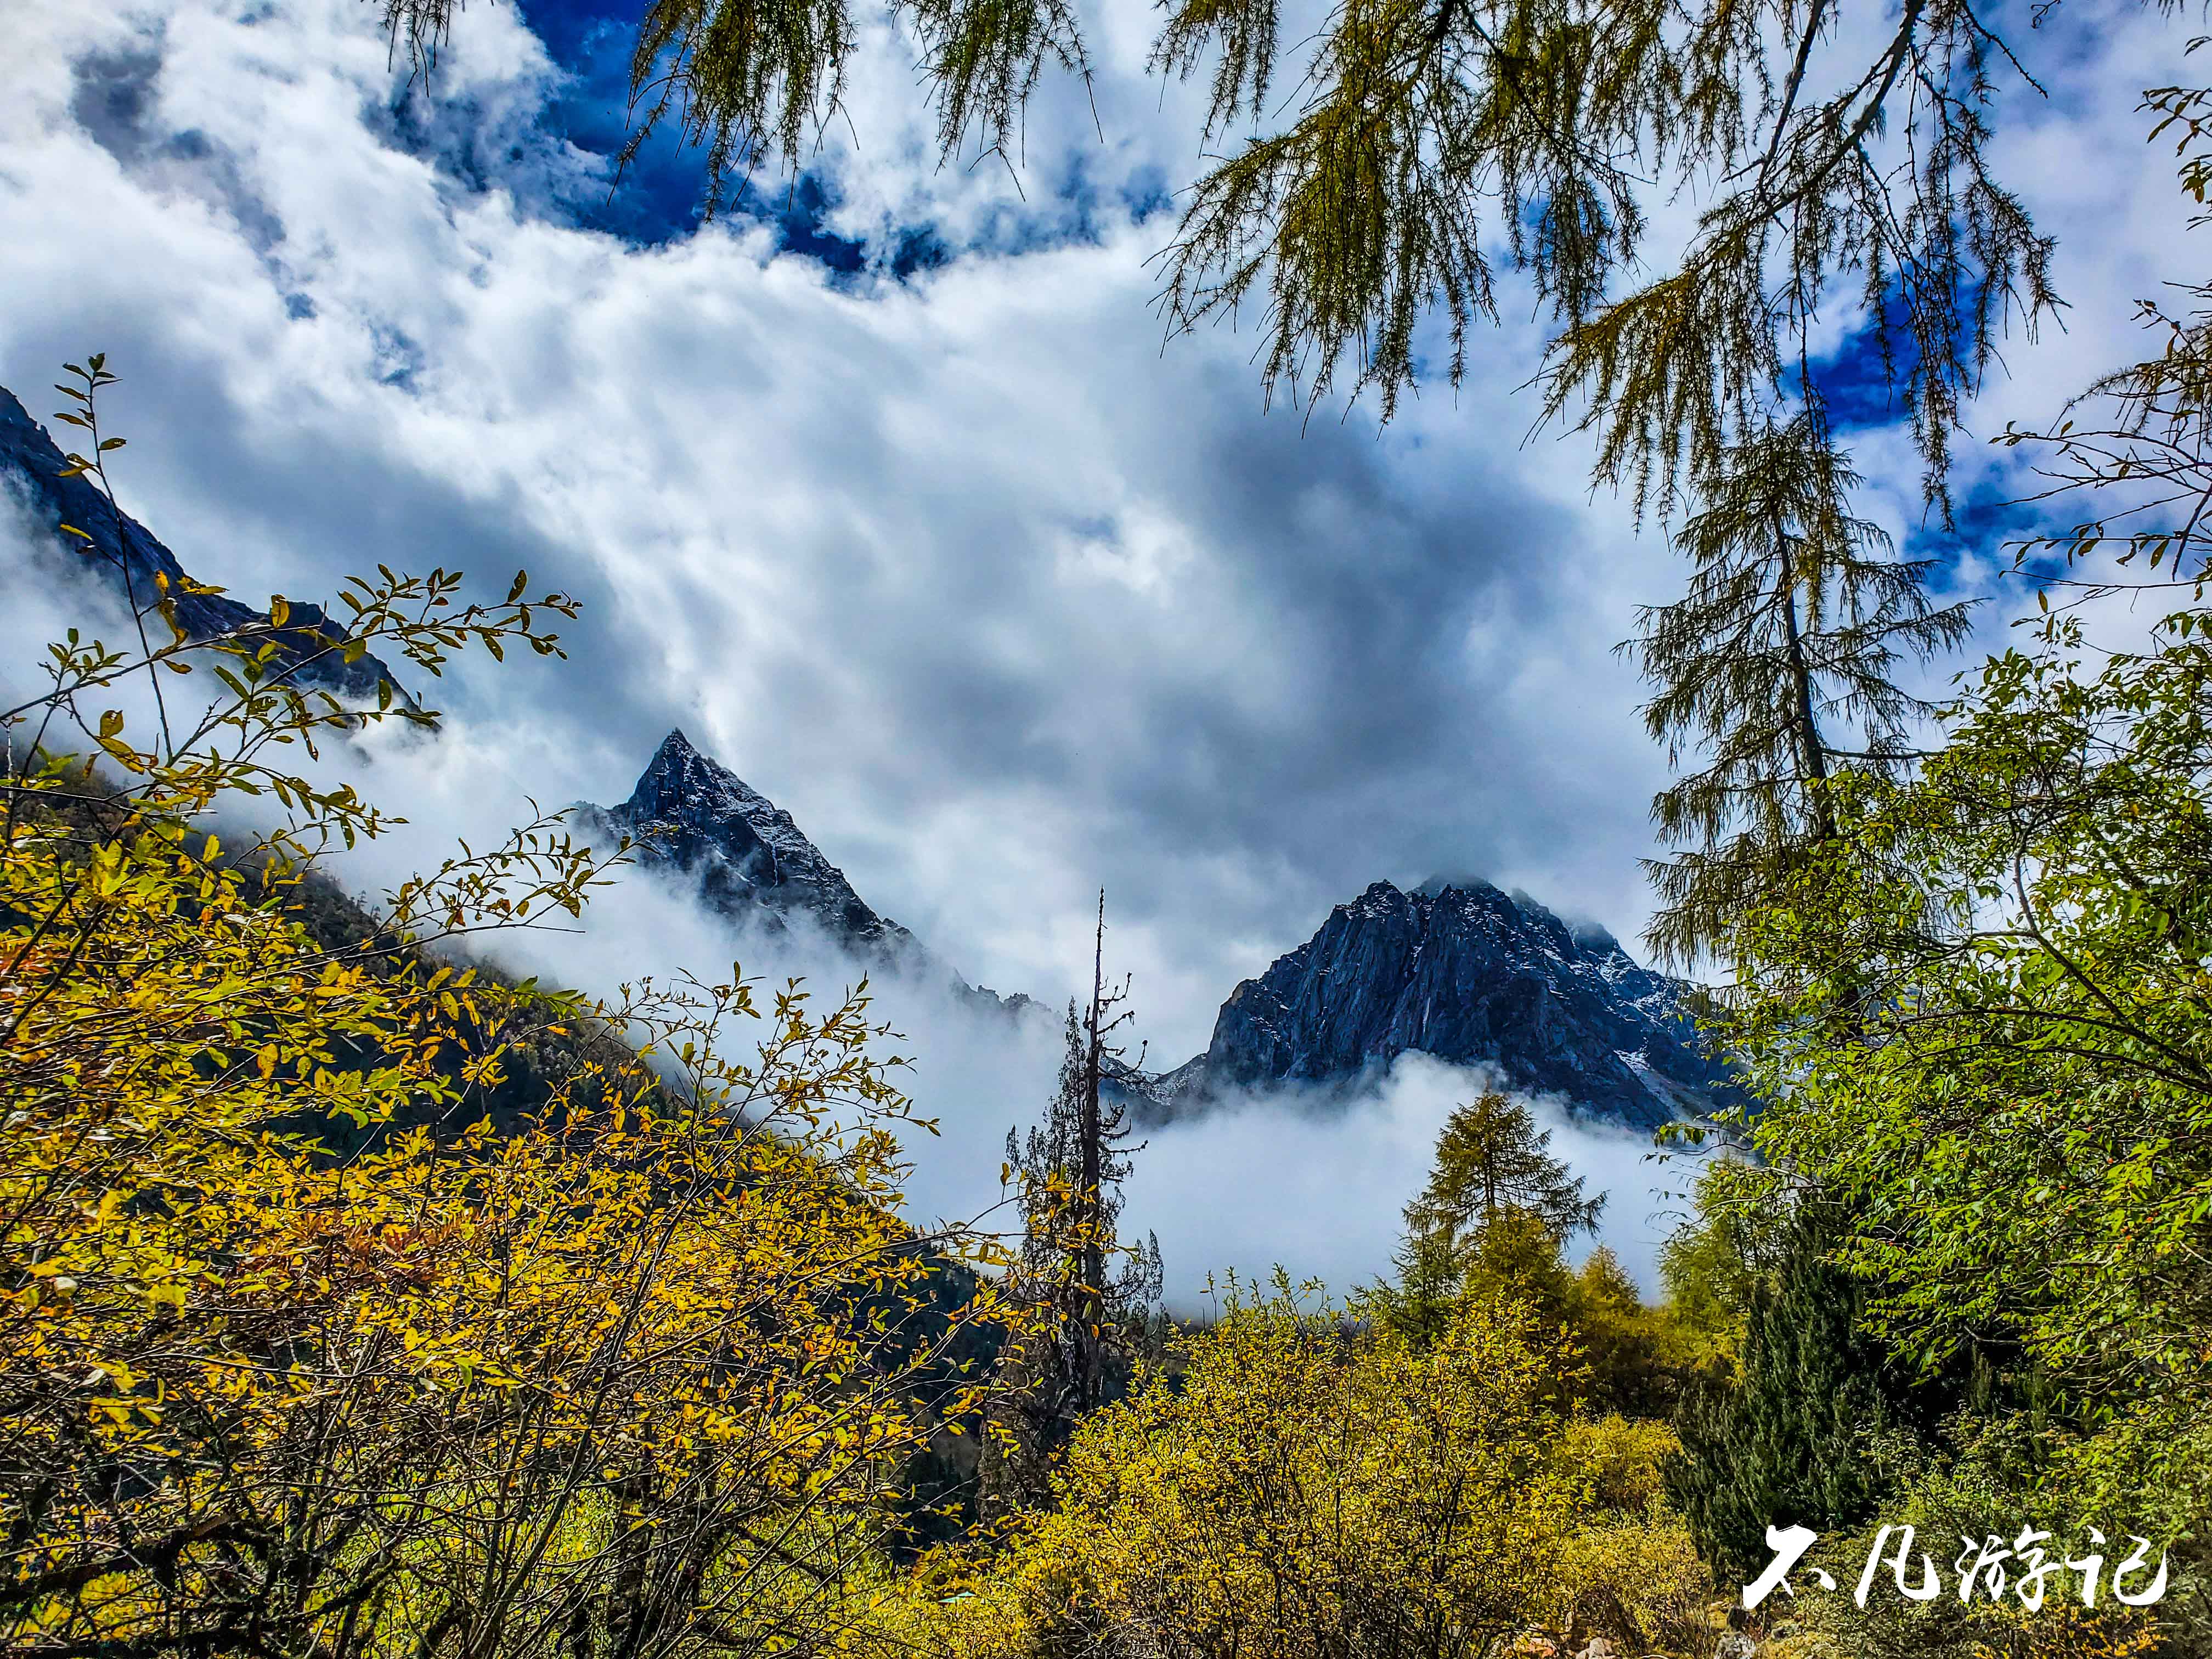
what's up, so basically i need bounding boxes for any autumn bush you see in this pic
[0,360,1006,1659]
[1523,1416,1709,1656]
[915,1278,1592,1659]
[1548,1505,1713,1657]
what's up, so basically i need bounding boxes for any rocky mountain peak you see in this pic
[1126,876,1732,1129]
[590,731,915,958]
[581,732,1037,1014]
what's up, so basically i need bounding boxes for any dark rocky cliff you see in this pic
[582,738,1729,1130]
[1130,879,1731,1130]
[578,730,1032,1013]
[583,728,918,958]
[0,383,407,705]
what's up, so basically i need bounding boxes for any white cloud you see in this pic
[0,0,1698,1062]
[1127,1052,1689,1308]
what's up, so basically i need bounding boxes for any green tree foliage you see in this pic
[1628,416,1977,966]
[1376,1092,1694,1414]
[1654,1156,1770,1359]
[1567,1244,1686,1419]
[1664,1211,1928,1580]
[1716,617,2212,1523]
[1405,1089,1607,1243]
[1658,74,2212,1626]
[1376,1091,1599,1348]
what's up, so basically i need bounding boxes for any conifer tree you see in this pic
[1380,1215,1466,1347]
[1626,417,1977,966]
[980,896,1162,1517]
[1405,1090,1606,1246]
[1663,1214,1909,1579]
[1376,1091,1600,1344]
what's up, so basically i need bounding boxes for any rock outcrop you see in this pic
[577,730,1032,1014]
[1124,879,1731,1129]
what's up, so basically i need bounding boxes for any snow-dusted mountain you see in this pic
[586,729,920,957]
[576,730,1034,1012]
[1119,878,1732,1130]
[579,735,1730,1130]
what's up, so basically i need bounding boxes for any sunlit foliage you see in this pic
[933,1279,1583,1659]
[1,363,1008,1658]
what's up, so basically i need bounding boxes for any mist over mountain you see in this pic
[573,728,1037,1015]
[574,729,1729,1132]
[1118,878,1731,1129]
[0,385,409,706]
[3,374,1726,1136]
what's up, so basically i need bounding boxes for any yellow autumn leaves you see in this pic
[884,1277,1716,1659]
[2,388,1012,1654]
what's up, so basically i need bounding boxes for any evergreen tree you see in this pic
[1378,1216,1466,1347]
[1662,1209,1995,1580]
[980,898,1163,1517]
[1664,1216,1897,1579]
[1374,1092,1598,1350]
[1568,1244,1683,1418]
[1456,1205,1579,1328]
[1378,1093,1703,1413]
[1626,416,1977,967]
[1404,1090,1606,1246]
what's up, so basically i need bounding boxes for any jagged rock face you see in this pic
[588,730,917,957]
[582,732,1035,1019]
[1147,879,1731,1130]
[579,740,1722,1126]
[0,385,408,706]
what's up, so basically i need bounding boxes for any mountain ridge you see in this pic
[1116,877,1731,1130]
[1,381,1729,1133]
[581,734,1730,1132]
[0,383,411,706]
[575,730,1035,1014]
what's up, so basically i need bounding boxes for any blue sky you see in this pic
[501,0,882,260]
[501,0,1174,263]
